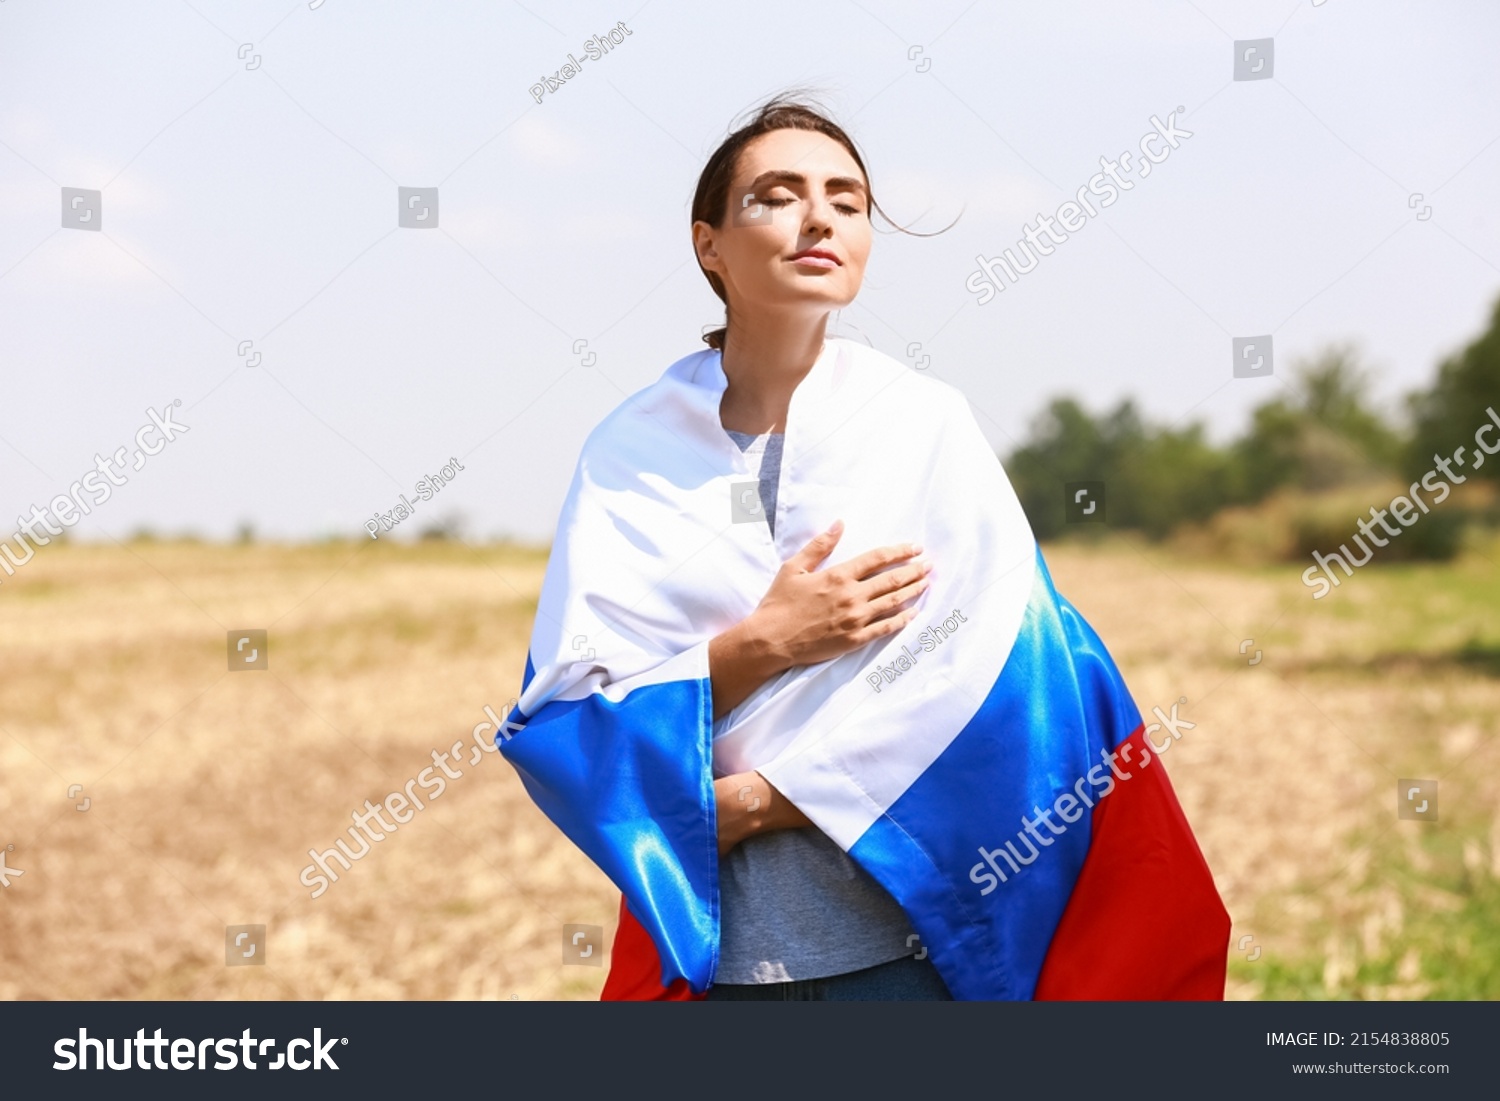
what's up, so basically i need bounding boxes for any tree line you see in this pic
[1005,296,1500,560]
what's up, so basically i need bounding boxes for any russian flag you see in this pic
[497,339,1231,1001]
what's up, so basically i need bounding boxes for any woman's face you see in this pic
[694,128,872,326]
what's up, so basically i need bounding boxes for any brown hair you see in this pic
[690,91,941,351]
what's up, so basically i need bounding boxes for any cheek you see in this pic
[844,225,873,269]
[771,217,804,254]
[748,224,799,280]
[843,244,872,283]
[721,230,779,284]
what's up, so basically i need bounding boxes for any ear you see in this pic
[691,221,723,274]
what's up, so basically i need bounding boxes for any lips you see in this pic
[788,248,842,268]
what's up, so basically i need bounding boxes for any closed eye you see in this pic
[759,196,864,216]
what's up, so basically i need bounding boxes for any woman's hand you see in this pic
[750,519,931,667]
[708,520,929,719]
[713,770,812,856]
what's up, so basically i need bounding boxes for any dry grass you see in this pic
[1,534,1496,1000]
[0,539,613,1001]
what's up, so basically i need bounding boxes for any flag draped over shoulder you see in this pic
[498,338,1230,1000]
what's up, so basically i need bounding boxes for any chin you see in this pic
[779,275,853,300]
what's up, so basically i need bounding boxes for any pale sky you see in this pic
[2,0,1497,543]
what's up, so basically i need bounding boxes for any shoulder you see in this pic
[576,346,717,463]
[831,338,976,422]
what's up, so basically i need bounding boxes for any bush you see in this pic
[1006,329,1500,552]
[1175,483,1475,565]
[1406,297,1500,487]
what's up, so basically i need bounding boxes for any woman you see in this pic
[498,95,1230,1001]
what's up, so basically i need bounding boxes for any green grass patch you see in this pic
[1244,813,1500,999]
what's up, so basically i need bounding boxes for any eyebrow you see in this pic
[744,169,868,196]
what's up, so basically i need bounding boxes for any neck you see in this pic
[718,308,830,434]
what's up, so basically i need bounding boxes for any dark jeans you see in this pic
[704,953,953,1001]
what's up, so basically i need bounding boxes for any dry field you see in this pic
[1,534,1497,1000]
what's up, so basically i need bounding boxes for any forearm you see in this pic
[713,771,811,855]
[707,615,787,721]
[707,616,813,854]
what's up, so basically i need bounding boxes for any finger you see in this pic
[857,557,932,599]
[784,519,844,572]
[845,606,919,649]
[839,541,924,581]
[865,575,930,621]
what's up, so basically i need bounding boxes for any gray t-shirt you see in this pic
[717,428,919,983]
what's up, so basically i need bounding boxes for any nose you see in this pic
[801,195,835,239]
